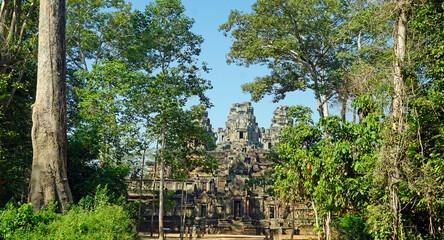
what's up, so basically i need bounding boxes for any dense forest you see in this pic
[0,0,443,239]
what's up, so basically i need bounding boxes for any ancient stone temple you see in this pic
[127,102,314,237]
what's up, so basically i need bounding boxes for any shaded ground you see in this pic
[138,233,317,240]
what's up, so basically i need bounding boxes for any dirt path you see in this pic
[138,233,316,240]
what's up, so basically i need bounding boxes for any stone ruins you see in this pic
[128,102,314,237]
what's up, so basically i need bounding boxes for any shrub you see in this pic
[335,212,371,240]
[43,203,137,239]
[0,201,59,240]
[0,186,138,240]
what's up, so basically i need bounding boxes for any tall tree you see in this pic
[376,1,444,238]
[149,105,217,240]
[125,1,212,238]
[63,0,141,202]
[65,0,133,131]
[220,0,350,119]
[375,1,410,239]
[28,0,72,211]
[332,0,392,122]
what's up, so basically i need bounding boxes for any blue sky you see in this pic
[131,0,318,130]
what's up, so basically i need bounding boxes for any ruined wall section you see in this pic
[199,111,214,133]
[198,111,218,145]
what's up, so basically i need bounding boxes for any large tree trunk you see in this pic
[28,0,72,212]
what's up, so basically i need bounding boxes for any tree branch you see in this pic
[4,0,37,69]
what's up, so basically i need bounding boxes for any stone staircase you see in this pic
[215,219,242,234]
[232,220,247,234]
[215,219,261,235]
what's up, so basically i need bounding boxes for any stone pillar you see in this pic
[246,196,250,218]
[277,227,282,240]
[192,226,197,240]
[243,196,247,218]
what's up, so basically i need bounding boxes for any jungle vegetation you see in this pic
[0,0,443,239]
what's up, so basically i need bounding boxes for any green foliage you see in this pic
[0,201,59,240]
[0,186,138,240]
[67,0,215,210]
[274,98,383,236]
[365,204,393,240]
[159,106,217,180]
[66,0,133,70]
[220,0,361,118]
[64,0,144,205]
[73,60,145,164]
[394,1,444,238]
[273,105,321,202]
[335,212,371,240]
[68,156,130,203]
[148,190,176,213]
[0,0,39,207]
[67,124,128,203]
[125,0,212,107]
[124,0,204,73]
[67,60,141,202]
[42,204,136,240]
[122,0,215,178]
[269,2,444,238]
[65,0,134,134]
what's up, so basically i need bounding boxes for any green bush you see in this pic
[42,204,136,239]
[0,186,138,240]
[335,212,371,240]
[0,201,59,240]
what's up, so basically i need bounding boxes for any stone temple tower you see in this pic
[262,105,293,149]
[217,102,262,150]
